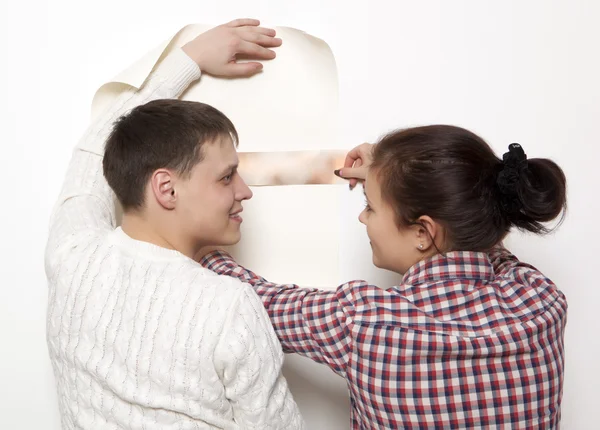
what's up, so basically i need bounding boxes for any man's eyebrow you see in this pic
[218,163,238,176]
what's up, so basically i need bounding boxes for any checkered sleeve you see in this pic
[200,250,359,376]
[488,246,550,280]
[488,246,520,274]
[489,246,567,311]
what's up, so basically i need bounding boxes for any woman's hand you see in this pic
[334,143,374,190]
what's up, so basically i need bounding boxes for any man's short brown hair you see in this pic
[103,99,238,211]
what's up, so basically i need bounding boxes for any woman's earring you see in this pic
[419,244,424,250]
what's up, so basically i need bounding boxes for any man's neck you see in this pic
[121,212,193,258]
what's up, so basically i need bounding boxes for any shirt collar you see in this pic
[401,250,495,287]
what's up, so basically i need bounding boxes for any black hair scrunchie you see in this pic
[497,143,527,214]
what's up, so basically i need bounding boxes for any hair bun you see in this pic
[497,143,528,215]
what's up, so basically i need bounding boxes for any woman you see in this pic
[200,125,567,429]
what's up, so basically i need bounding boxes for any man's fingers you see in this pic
[237,40,277,60]
[225,61,264,77]
[240,31,282,48]
[227,18,260,28]
[243,26,277,37]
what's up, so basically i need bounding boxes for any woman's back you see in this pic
[343,248,565,428]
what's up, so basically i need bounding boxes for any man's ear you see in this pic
[150,169,177,210]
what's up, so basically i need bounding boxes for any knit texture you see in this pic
[45,49,304,430]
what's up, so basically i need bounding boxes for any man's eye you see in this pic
[223,174,232,182]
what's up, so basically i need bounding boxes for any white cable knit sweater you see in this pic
[45,49,304,430]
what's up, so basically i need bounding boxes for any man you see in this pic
[45,19,303,429]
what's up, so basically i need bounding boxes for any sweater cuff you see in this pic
[149,47,202,93]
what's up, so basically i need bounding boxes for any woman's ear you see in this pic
[414,215,444,252]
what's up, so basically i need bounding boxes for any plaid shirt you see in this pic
[200,247,566,429]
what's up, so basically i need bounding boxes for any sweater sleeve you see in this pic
[214,284,305,429]
[45,49,201,273]
[201,251,356,377]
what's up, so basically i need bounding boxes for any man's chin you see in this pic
[220,231,242,247]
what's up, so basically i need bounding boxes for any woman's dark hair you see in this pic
[371,125,567,251]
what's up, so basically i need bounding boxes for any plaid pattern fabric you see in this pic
[200,248,567,429]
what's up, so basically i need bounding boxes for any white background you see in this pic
[2,0,599,428]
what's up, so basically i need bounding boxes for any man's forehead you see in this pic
[200,137,239,169]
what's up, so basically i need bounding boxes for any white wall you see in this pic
[2,0,599,428]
